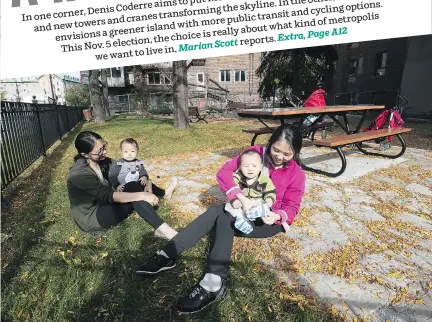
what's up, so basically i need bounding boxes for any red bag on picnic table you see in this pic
[303,89,327,108]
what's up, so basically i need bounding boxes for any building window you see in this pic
[197,73,204,83]
[374,52,388,76]
[110,68,121,78]
[219,70,231,82]
[148,72,161,85]
[348,59,359,75]
[234,70,247,82]
[148,72,171,85]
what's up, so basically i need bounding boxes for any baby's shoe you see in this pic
[246,203,270,220]
[234,217,253,234]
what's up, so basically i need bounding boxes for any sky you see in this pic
[59,71,81,78]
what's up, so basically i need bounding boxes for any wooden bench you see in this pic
[302,127,412,177]
[188,106,208,124]
[242,120,335,146]
[242,127,279,145]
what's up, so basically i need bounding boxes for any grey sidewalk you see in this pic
[147,145,432,321]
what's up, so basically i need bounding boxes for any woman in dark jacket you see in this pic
[67,131,177,240]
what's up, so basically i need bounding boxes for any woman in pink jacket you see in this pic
[136,124,306,314]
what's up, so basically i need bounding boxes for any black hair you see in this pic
[120,138,139,150]
[266,124,303,165]
[240,149,262,163]
[73,131,103,162]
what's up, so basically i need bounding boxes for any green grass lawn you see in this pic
[1,116,333,322]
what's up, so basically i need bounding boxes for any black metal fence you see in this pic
[327,90,400,109]
[1,101,84,190]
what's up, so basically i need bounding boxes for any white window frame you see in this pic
[234,70,248,83]
[197,72,204,83]
[148,72,172,85]
[110,67,122,78]
[148,72,162,85]
[219,70,231,83]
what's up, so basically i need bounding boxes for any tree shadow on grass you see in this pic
[1,123,84,288]
[212,147,247,160]
[106,117,175,126]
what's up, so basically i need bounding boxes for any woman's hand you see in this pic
[116,184,125,192]
[139,192,159,206]
[262,211,281,225]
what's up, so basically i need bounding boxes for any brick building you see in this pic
[330,34,432,115]
[101,53,265,109]
[187,53,264,106]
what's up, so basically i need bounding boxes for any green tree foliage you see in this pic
[65,84,90,107]
[256,46,338,101]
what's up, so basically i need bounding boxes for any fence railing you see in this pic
[1,101,84,190]
[326,90,400,109]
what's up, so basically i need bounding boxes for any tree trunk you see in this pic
[101,69,110,117]
[172,60,189,129]
[89,69,105,123]
[132,65,152,118]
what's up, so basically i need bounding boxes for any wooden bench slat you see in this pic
[313,127,412,147]
[242,127,278,134]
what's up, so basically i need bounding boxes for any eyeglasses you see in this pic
[90,142,108,156]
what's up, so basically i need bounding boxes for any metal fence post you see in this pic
[34,103,47,156]
[65,107,71,132]
[55,104,62,140]
[1,100,85,190]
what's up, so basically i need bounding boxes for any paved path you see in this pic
[147,145,432,322]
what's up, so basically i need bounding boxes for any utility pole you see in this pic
[15,81,21,102]
[63,76,67,105]
[49,74,56,104]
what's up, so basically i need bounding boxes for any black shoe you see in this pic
[136,253,176,275]
[176,279,227,314]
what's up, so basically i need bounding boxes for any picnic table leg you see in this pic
[301,146,347,177]
[251,134,259,146]
[258,118,275,131]
[300,114,325,138]
[343,114,352,133]
[354,111,369,133]
[328,114,351,134]
[328,111,369,135]
[355,133,407,159]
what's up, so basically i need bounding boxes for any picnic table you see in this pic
[237,105,412,177]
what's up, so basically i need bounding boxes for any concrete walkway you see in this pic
[147,144,432,322]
